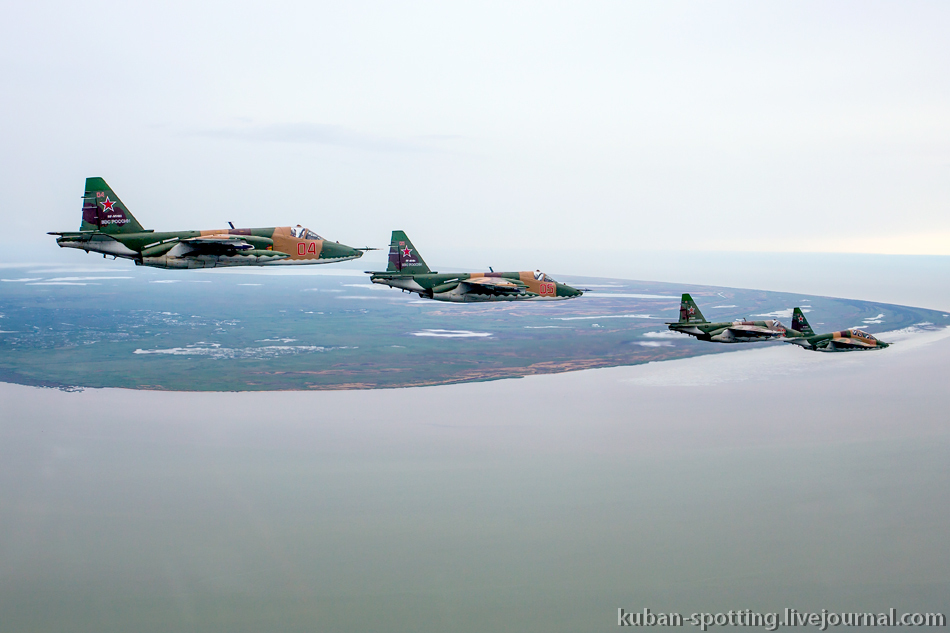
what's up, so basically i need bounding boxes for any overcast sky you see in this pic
[2,0,948,256]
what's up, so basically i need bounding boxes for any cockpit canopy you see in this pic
[533,271,556,283]
[291,226,323,240]
[849,329,877,340]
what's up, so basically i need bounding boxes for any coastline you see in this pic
[2,323,945,396]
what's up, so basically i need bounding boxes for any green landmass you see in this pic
[0,269,944,391]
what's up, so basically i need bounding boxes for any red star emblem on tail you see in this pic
[102,196,116,212]
[402,246,412,257]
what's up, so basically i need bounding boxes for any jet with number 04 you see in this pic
[784,307,890,351]
[667,293,789,342]
[49,177,372,269]
[367,231,584,302]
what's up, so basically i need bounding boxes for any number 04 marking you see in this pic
[297,242,319,256]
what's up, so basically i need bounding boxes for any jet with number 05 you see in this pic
[367,231,584,302]
[667,293,789,342]
[49,177,372,269]
[784,307,890,352]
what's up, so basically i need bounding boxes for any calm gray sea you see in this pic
[1,327,948,632]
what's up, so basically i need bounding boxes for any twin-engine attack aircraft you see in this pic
[49,178,368,269]
[368,231,583,302]
[784,307,889,352]
[667,293,789,343]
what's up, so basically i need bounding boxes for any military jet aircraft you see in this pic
[784,307,890,351]
[667,293,788,342]
[368,231,583,302]
[49,177,369,269]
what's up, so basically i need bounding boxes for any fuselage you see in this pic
[370,271,582,302]
[785,329,889,352]
[54,226,363,269]
[668,320,787,343]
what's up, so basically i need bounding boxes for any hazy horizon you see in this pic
[5,246,949,311]
[3,1,949,257]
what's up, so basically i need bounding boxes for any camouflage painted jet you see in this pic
[49,177,369,269]
[784,307,890,351]
[667,293,788,342]
[368,231,583,302]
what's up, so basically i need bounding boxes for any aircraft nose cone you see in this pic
[321,242,363,260]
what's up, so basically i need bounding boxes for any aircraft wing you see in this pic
[825,338,878,350]
[726,324,782,337]
[783,338,811,346]
[459,277,529,296]
[180,235,255,254]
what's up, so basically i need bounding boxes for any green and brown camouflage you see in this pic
[784,307,890,351]
[666,293,789,343]
[49,177,369,269]
[367,231,584,302]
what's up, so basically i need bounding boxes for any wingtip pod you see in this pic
[387,230,430,274]
[80,177,145,234]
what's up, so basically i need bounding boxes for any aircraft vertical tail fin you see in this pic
[791,307,815,336]
[678,293,707,323]
[387,231,430,273]
[80,177,145,234]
